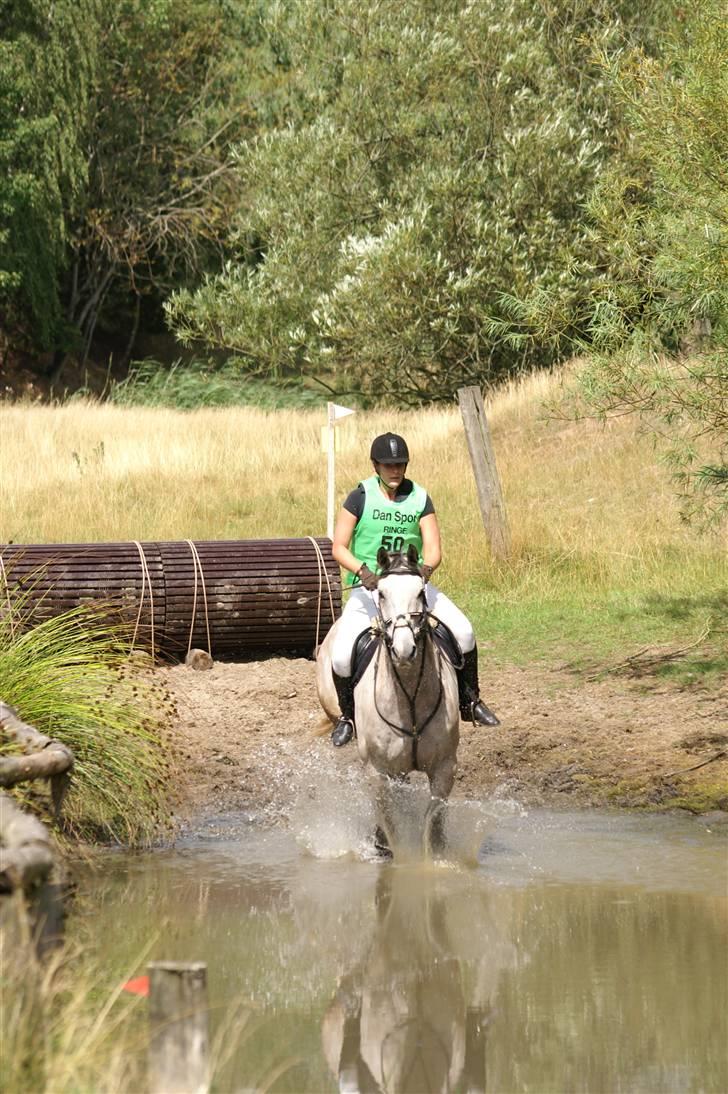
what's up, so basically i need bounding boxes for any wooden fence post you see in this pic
[457,386,511,559]
[148,961,210,1094]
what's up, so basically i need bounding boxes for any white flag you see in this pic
[331,403,355,421]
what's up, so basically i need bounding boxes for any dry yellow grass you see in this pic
[1,370,719,603]
[0,371,713,551]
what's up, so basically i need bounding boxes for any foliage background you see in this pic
[168,0,675,402]
[501,0,728,520]
[1,0,725,515]
[0,0,101,348]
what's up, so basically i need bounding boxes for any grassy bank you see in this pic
[0,934,145,1094]
[1,371,724,675]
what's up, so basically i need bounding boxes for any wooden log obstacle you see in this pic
[0,702,74,894]
[0,537,340,660]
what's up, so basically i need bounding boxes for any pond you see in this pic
[73,777,727,1093]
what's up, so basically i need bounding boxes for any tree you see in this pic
[59,0,274,372]
[504,1,727,522]
[166,0,674,403]
[0,0,101,350]
[1,0,279,374]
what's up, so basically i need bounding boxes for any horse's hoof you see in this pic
[374,826,393,859]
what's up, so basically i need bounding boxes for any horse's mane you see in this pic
[377,547,422,578]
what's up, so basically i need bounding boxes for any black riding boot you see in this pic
[331,672,355,747]
[458,648,500,726]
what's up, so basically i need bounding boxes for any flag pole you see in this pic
[325,402,355,540]
[326,402,336,539]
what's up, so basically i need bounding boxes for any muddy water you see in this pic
[74,790,727,1094]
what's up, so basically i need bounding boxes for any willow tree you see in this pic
[167,0,674,403]
[1,0,277,373]
[504,1,727,522]
[59,0,274,372]
[0,0,101,351]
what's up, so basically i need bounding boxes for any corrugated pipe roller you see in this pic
[0,538,341,660]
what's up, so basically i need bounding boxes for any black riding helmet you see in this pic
[370,432,410,464]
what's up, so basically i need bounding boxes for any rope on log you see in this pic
[1,537,341,660]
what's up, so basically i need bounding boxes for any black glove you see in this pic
[357,564,379,591]
[422,564,434,583]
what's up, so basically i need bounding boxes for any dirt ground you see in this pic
[163,650,728,824]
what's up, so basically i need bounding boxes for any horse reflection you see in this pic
[321,866,514,1093]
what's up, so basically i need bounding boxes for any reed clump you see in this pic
[0,928,297,1094]
[0,599,174,845]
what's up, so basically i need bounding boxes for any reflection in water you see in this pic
[72,809,728,1093]
[321,864,515,1093]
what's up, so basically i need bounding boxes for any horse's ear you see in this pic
[406,544,419,570]
[377,546,390,571]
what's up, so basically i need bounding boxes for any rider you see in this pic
[329,432,500,747]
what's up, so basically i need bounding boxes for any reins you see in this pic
[371,589,445,770]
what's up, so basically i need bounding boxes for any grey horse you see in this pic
[317,547,460,855]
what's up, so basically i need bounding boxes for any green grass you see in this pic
[107,357,328,410]
[0,599,174,845]
[456,557,727,683]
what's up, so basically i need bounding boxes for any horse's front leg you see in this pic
[373,772,409,859]
[425,757,456,857]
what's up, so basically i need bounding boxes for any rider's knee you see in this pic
[331,645,353,677]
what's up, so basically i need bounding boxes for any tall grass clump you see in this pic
[1,924,292,1094]
[108,357,327,410]
[0,598,173,845]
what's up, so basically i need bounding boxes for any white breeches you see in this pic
[331,584,475,677]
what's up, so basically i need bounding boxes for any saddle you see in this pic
[348,616,462,688]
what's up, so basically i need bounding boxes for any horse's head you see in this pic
[375,545,427,662]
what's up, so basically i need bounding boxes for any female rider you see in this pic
[329,431,500,746]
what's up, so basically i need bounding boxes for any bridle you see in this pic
[375,587,428,653]
[372,577,444,770]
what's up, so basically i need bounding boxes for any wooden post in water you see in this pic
[457,386,511,560]
[148,961,210,1094]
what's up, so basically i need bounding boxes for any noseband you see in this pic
[376,597,428,652]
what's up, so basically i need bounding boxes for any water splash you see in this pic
[251,738,529,865]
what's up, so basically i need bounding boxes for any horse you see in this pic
[316,546,460,856]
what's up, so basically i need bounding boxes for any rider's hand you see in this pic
[422,564,434,583]
[357,564,379,591]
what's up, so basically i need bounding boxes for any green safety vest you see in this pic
[346,475,427,587]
